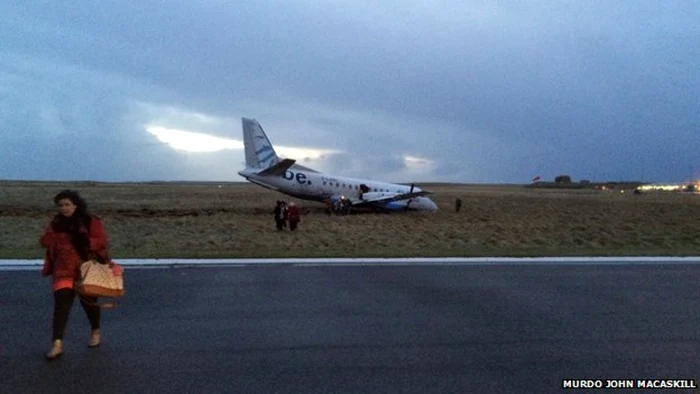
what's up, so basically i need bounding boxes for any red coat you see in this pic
[40,215,109,281]
[287,205,301,221]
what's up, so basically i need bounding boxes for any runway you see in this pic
[2,260,699,393]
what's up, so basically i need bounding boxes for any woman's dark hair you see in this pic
[52,189,93,260]
[53,189,89,217]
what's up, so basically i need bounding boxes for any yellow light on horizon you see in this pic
[638,184,683,191]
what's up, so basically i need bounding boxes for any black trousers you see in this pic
[52,288,100,341]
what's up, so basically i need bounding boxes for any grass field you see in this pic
[1,180,699,258]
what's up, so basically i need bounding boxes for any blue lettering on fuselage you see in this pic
[283,170,310,184]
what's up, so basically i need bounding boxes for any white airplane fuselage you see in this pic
[237,117,439,212]
[238,166,438,211]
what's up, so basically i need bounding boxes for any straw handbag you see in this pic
[77,260,125,299]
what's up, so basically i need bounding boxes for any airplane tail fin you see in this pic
[242,118,282,169]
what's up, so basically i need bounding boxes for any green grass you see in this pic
[2,181,700,259]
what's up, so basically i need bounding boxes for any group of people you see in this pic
[325,196,352,215]
[273,200,302,231]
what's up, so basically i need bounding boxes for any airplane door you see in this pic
[359,183,369,200]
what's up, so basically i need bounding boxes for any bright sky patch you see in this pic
[275,146,340,161]
[146,125,339,160]
[146,126,242,152]
[404,155,436,171]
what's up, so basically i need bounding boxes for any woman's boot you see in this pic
[45,339,63,360]
[88,329,101,348]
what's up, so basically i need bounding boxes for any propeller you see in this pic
[405,183,415,212]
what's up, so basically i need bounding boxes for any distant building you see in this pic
[555,175,572,184]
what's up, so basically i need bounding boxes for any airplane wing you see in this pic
[257,158,296,176]
[352,190,430,205]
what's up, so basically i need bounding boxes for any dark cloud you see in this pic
[0,1,698,183]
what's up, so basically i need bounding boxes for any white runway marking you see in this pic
[2,256,700,270]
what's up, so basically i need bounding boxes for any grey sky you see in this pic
[1,1,698,183]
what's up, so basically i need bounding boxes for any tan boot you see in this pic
[45,339,63,360]
[88,329,101,348]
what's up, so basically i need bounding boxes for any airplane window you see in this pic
[323,181,326,185]
[336,183,339,187]
[342,183,346,187]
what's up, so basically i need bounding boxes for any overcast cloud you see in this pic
[1,1,698,184]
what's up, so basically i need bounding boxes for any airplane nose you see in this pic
[424,198,438,211]
[429,200,438,211]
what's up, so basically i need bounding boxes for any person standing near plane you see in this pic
[340,197,351,215]
[455,198,462,213]
[39,189,109,360]
[287,202,301,231]
[273,200,288,230]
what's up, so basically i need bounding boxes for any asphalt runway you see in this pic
[2,262,699,393]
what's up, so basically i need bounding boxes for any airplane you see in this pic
[237,118,439,212]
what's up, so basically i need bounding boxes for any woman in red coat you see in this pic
[40,189,110,360]
[287,202,301,231]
